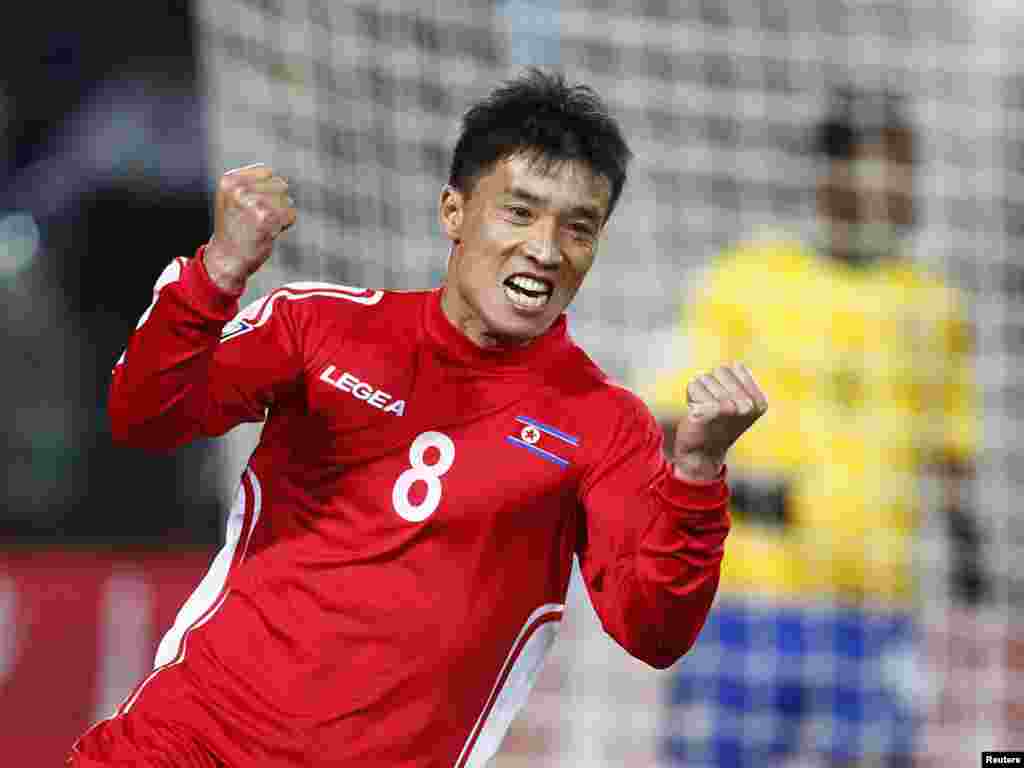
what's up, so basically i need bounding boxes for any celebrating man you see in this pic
[69,69,766,768]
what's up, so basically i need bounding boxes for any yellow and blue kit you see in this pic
[650,235,978,605]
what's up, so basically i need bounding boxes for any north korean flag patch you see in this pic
[505,416,579,469]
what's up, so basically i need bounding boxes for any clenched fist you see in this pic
[203,164,297,295]
[672,362,768,482]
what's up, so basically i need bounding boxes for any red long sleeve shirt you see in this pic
[78,249,730,767]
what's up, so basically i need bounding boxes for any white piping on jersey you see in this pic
[70,469,263,755]
[235,283,384,332]
[141,257,186,331]
[115,257,186,367]
[456,602,565,768]
[120,467,263,714]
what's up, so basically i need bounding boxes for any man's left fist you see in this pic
[672,362,768,482]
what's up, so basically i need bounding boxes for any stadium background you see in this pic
[1,0,1022,765]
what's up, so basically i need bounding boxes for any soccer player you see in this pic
[68,69,766,767]
[651,88,983,766]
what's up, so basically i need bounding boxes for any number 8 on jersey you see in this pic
[392,431,455,522]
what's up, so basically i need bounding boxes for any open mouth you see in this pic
[503,274,553,310]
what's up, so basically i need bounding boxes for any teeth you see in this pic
[507,275,551,294]
[504,284,549,309]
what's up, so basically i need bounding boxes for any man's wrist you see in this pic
[202,240,249,296]
[672,452,725,483]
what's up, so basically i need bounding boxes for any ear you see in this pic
[439,184,465,243]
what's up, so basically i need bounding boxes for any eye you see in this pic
[569,221,597,239]
[506,205,532,220]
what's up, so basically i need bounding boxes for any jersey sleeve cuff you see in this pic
[655,464,730,513]
[180,245,243,319]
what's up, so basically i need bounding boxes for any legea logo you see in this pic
[319,365,406,416]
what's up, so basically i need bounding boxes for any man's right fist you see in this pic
[203,163,297,295]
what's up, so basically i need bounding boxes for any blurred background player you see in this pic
[648,87,986,767]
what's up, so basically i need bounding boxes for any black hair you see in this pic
[814,86,914,163]
[448,67,633,220]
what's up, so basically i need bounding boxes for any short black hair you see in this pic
[814,86,914,163]
[448,68,633,220]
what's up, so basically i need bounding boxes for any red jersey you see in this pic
[71,248,730,767]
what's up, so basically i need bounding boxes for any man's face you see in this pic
[818,131,916,260]
[439,153,611,347]
[855,129,915,231]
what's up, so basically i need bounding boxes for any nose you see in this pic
[523,229,562,268]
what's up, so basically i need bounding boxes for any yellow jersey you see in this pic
[648,237,978,604]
